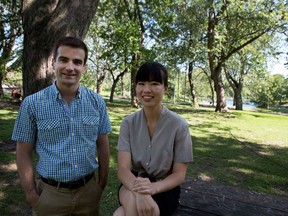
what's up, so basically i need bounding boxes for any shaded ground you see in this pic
[0,140,32,216]
[0,99,31,215]
[0,139,17,152]
[1,100,288,216]
[0,99,21,109]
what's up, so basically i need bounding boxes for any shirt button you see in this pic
[71,133,74,136]
[146,162,149,166]
[75,165,78,168]
[148,145,151,148]
[73,149,76,152]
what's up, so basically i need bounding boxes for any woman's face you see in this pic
[136,81,167,108]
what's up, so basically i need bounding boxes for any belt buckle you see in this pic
[68,180,82,189]
[70,177,87,189]
[67,173,93,189]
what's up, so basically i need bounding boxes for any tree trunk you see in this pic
[235,86,243,110]
[212,66,228,112]
[0,73,4,97]
[230,80,244,111]
[224,65,244,111]
[22,0,99,97]
[121,76,126,97]
[109,68,127,102]
[130,53,140,108]
[97,73,106,94]
[188,62,198,108]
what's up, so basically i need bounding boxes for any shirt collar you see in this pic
[141,105,168,120]
[51,81,82,100]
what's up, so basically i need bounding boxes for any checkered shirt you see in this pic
[12,82,112,182]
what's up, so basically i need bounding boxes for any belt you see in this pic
[41,172,94,189]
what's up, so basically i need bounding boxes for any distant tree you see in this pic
[22,0,99,97]
[249,73,287,108]
[88,0,150,106]
[140,1,287,112]
[206,1,287,112]
[224,39,270,110]
[0,0,22,97]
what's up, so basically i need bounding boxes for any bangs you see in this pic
[135,62,167,86]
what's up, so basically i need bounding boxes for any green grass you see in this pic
[0,100,288,215]
[0,109,18,142]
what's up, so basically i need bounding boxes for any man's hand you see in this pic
[26,190,40,208]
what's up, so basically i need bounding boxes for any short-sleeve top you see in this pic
[117,106,193,180]
[12,82,112,182]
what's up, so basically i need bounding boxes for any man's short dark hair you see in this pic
[53,36,88,64]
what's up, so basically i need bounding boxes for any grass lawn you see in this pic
[0,100,288,215]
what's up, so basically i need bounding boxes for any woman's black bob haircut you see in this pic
[135,62,168,87]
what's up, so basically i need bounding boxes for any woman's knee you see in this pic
[113,206,125,216]
[119,186,138,215]
[119,186,135,204]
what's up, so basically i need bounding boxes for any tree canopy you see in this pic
[1,0,288,110]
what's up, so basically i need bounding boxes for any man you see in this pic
[12,36,111,216]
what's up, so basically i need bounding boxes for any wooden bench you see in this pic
[173,179,288,216]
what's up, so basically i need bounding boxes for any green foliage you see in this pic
[3,69,22,87]
[82,0,288,109]
[0,0,23,80]
[249,73,288,108]
[1,0,287,107]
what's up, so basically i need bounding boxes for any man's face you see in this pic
[53,45,86,89]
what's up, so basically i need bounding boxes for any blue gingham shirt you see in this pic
[12,82,111,182]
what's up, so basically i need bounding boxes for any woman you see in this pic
[113,62,193,216]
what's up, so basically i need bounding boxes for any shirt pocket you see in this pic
[37,119,62,143]
[38,119,61,130]
[82,116,99,137]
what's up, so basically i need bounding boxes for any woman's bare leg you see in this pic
[113,206,125,216]
[119,186,138,216]
[113,185,160,216]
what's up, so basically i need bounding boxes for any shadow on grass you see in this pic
[189,134,288,197]
[0,150,31,216]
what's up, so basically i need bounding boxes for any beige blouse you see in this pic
[117,106,193,180]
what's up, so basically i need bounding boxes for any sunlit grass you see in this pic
[0,99,287,215]
[0,109,18,142]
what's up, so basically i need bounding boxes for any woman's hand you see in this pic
[135,193,159,216]
[132,177,156,195]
